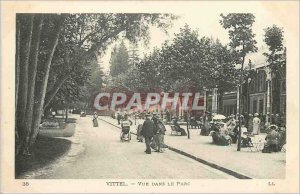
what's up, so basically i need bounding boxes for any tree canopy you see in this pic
[263,25,286,79]
[110,41,130,77]
[15,13,177,155]
[107,24,238,96]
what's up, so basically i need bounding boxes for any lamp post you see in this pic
[202,87,207,134]
[236,84,240,120]
[237,68,245,151]
[265,66,272,126]
[247,77,252,114]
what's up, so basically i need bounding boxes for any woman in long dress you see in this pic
[93,112,99,127]
[252,113,261,135]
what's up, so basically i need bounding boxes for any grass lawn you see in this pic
[15,119,77,178]
[15,136,72,178]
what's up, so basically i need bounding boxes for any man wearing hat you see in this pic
[141,114,156,154]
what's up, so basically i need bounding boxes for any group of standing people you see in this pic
[220,113,261,134]
[140,114,167,154]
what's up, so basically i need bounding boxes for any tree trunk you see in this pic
[65,106,69,123]
[22,15,44,153]
[237,53,245,151]
[15,16,21,145]
[16,15,34,156]
[44,74,70,109]
[28,15,65,150]
[15,16,21,114]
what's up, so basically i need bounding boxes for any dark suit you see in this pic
[141,119,155,154]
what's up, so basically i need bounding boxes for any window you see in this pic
[250,80,255,93]
[258,72,266,92]
[253,100,257,114]
[259,99,264,114]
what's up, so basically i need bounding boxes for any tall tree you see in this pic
[16,14,34,155]
[110,41,129,77]
[263,25,286,79]
[206,39,237,113]
[15,13,176,156]
[220,13,257,151]
[263,25,286,115]
[15,14,66,155]
[23,15,44,149]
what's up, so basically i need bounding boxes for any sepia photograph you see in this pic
[1,0,299,193]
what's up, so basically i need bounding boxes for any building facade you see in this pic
[219,65,286,118]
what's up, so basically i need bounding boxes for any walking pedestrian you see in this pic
[166,110,171,122]
[92,112,98,127]
[136,115,144,142]
[141,115,155,154]
[253,113,261,135]
[117,112,122,125]
[157,119,167,152]
[151,115,159,151]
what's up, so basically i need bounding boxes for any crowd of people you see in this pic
[116,111,167,154]
[112,110,286,154]
[202,113,286,153]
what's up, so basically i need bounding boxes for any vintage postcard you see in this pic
[0,0,299,193]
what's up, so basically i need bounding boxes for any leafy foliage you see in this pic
[263,25,286,78]
[110,41,129,77]
[108,24,238,94]
[42,13,177,108]
[220,13,257,64]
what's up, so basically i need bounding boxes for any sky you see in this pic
[99,2,288,73]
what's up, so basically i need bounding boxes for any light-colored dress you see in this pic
[252,117,261,135]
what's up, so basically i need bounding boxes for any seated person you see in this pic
[262,125,280,153]
[210,121,220,132]
[240,125,252,147]
[211,122,231,146]
[172,117,187,136]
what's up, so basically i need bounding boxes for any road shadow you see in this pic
[15,136,72,178]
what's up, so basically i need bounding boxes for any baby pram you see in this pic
[120,120,131,142]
